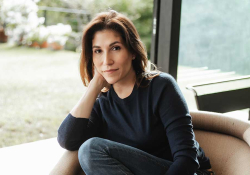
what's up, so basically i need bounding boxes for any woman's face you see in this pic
[92,29,135,85]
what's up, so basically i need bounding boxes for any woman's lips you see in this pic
[104,69,119,74]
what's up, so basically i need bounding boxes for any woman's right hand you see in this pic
[91,67,110,92]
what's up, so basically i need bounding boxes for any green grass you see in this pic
[0,44,86,148]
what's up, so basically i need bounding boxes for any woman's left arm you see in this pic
[156,74,199,175]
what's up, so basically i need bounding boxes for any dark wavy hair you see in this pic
[79,10,159,91]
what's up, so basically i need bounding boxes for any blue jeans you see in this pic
[78,137,201,175]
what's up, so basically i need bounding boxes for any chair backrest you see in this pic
[191,111,250,175]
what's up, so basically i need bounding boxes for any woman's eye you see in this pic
[112,46,121,51]
[94,49,102,54]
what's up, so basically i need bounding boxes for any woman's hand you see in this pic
[91,67,110,92]
[70,67,110,118]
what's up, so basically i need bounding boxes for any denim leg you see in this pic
[78,137,172,175]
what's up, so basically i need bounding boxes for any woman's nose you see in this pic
[103,54,113,65]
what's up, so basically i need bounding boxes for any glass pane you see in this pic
[178,1,250,119]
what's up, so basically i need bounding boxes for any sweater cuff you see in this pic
[166,157,199,175]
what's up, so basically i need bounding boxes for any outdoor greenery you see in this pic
[1,0,153,55]
[0,43,85,147]
[37,0,154,56]
[0,0,72,49]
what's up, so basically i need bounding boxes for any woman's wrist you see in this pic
[88,78,104,94]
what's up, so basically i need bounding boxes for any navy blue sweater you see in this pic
[58,73,211,174]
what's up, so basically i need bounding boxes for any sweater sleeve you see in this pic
[57,99,103,151]
[156,74,199,174]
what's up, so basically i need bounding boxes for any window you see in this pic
[177,1,250,118]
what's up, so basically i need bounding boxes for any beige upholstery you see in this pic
[50,111,250,175]
[191,111,250,175]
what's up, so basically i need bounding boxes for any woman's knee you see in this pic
[78,137,103,160]
[78,137,105,170]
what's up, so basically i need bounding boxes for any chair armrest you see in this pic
[190,110,250,146]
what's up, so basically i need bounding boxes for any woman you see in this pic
[58,10,214,175]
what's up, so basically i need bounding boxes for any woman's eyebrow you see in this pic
[92,45,100,49]
[109,41,121,47]
[92,41,121,49]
